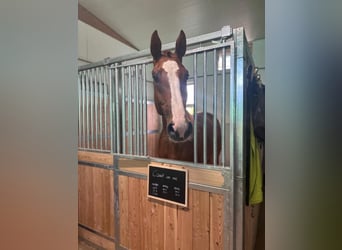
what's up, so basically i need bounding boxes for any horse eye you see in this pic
[152,71,160,82]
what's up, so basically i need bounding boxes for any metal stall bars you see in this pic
[78,26,253,250]
[78,65,111,152]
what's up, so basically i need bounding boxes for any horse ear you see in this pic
[175,30,186,59]
[150,30,162,61]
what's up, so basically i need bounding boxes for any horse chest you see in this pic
[158,131,194,162]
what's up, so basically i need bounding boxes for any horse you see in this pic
[150,30,221,164]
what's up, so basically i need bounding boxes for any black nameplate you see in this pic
[147,164,188,207]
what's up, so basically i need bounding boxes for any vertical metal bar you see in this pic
[221,47,227,166]
[138,64,144,155]
[81,72,86,148]
[213,49,218,165]
[121,67,126,154]
[233,28,246,250]
[78,73,82,148]
[127,66,133,154]
[193,54,198,164]
[132,66,137,154]
[135,65,140,155]
[99,67,103,150]
[86,70,90,149]
[142,64,147,156]
[203,51,208,165]
[90,69,94,149]
[115,64,121,153]
[229,42,236,250]
[109,66,114,153]
[94,68,98,149]
[104,67,108,151]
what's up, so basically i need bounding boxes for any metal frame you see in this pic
[78,26,254,250]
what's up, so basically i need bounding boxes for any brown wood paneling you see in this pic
[192,189,210,250]
[119,158,226,188]
[210,193,224,250]
[150,199,165,249]
[78,165,114,238]
[177,189,193,250]
[128,177,141,250]
[78,151,113,165]
[164,204,178,250]
[78,226,115,250]
[139,179,152,250]
[118,175,227,250]
[119,175,129,248]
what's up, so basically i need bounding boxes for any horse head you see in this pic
[150,30,193,142]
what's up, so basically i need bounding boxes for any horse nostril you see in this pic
[167,123,177,139]
[167,122,193,142]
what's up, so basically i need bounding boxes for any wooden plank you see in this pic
[79,165,95,228]
[210,193,224,250]
[78,226,115,250]
[187,167,225,188]
[108,170,115,238]
[78,151,113,166]
[139,179,152,250]
[177,189,193,250]
[150,199,165,249]
[192,189,210,250]
[78,165,114,238]
[119,175,129,248]
[164,204,178,250]
[128,177,141,250]
[120,159,226,188]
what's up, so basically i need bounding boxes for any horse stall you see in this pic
[78,26,264,250]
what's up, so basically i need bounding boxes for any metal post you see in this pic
[78,73,82,148]
[193,54,198,164]
[121,67,126,154]
[115,63,121,153]
[90,69,94,149]
[213,49,218,165]
[221,47,226,166]
[109,66,114,153]
[104,67,108,150]
[94,68,99,149]
[86,70,90,149]
[127,66,133,154]
[203,51,208,165]
[142,64,147,156]
[99,67,103,150]
[81,72,86,148]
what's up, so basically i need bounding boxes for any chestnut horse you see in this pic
[150,30,221,164]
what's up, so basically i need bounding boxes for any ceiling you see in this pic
[78,0,265,52]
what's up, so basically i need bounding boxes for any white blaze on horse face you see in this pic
[162,60,187,138]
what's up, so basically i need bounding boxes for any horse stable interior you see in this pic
[78,21,265,250]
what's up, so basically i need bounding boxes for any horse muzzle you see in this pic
[167,121,193,142]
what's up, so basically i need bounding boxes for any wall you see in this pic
[78,20,136,65]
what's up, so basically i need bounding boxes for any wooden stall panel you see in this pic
[78,226,115,250]
[78,151,113,166]
[78,165,114,238]
[210,193,224,250]
[177,189,193,250]
[119,175,225,250]
[192,190,210,250]
[119,175,129,248]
